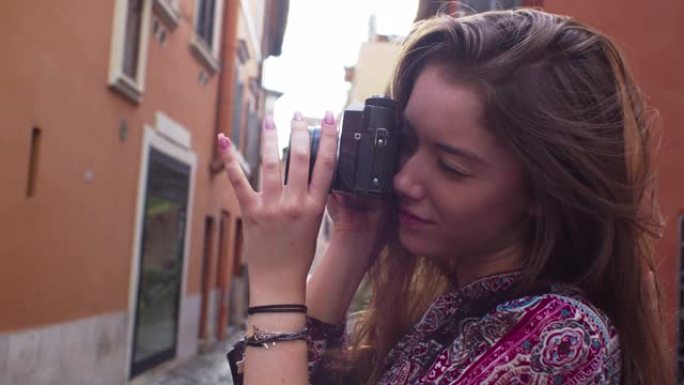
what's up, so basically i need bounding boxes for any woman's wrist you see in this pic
[330,229,384,255]
[249,277,306,307]
[247,312,307,333]
[327,231,384,276]
[305,232,382,324]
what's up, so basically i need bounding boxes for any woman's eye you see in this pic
[438,161,470,178]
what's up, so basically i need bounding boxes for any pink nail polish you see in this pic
[294,111,303,121]
[324,111,335,125]
[264,117,275,130]
[218,134,230,150]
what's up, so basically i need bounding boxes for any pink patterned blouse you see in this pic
[228,272,621,384]
[307,272,621,385]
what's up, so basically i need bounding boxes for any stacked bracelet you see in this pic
[244,304,308,349]
[244,325,308,349]
[247,304,307,315]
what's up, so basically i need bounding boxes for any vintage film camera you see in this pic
[284,96,401,197]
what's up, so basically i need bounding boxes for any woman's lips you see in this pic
[399,208,435,226]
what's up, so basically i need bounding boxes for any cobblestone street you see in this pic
[139,331,243,385]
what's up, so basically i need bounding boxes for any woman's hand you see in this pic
[325,192,392,267]
[217,111,338,305]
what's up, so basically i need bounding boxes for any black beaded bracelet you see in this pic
[247,304,307,315]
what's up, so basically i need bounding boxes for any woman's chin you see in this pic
[398,230,431,256]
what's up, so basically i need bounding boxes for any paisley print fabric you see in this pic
[307,272,621,385]
[227,316,345,385]
[308,316,346,377]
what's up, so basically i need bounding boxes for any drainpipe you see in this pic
[212,0,241,174]
[213,0,241,340]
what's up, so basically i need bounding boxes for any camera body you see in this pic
[333,96,401,196]
[284,96,401,197]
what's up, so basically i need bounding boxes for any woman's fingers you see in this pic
[219,110,333,211]
[310,111,338,201]
[285,112,311,196]
[261,117,283,198]
[217,133,257,209]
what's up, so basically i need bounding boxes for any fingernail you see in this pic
[324,111,335,125]
[264,117,274,130]
[217,134,230,151]
[293,111,303,121]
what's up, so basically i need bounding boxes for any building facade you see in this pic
[0,0,287,384]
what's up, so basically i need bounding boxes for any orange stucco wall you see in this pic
[544,0,684,348]
[0,0,241,333]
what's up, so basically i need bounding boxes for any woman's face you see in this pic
[394,64,531,264]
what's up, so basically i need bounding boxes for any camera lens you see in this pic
[284,127,320,185]
[310,127,321,168]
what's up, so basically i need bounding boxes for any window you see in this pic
[26,127,41,197]
[196,0,216,48]
[231,78,244,148]
[122,0,144,79]
[190,0,224,74]
[108,0,152,103]
[153,0,180,29]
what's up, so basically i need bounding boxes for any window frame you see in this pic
[189,0,224,74]
[195,0,216,47]
[153,0,180,30]
[107,0,153,103]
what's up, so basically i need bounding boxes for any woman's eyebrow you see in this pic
[434,142,487,166]
[403,115,486,166]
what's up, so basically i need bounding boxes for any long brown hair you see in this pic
[341,9,669,385]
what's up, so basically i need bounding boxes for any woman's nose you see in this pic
[393,154,426,201]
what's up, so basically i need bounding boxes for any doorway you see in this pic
[130,148,190,377]
[198,216,215,340]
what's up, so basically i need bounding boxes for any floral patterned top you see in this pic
[228,272,621,385]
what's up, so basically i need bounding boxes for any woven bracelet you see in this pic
[244,325,308,349]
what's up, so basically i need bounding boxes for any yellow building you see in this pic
[345,34,404,106]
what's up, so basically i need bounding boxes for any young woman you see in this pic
[217,9,669,385]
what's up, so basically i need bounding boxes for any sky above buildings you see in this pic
[262,0,419,153]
